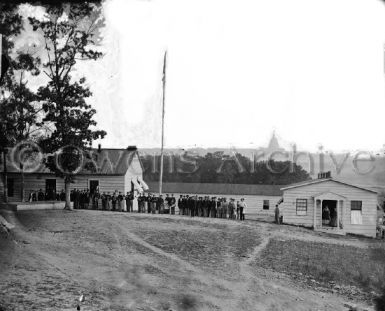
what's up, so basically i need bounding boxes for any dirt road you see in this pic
[0,210,379,310]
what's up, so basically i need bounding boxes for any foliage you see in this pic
[0,3,24,150]
[0,3,23,50]
[1,53,42,144]
[142,151,311,185]
[28,3,106,181]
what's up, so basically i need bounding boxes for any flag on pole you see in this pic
[0,34,10,85]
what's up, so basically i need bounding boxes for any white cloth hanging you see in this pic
[351,210,362,225]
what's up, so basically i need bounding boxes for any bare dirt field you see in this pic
[0,210,384,311]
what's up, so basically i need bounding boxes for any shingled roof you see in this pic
[147,182,283,196]
[0,148,139,175]
[280,178,378,194]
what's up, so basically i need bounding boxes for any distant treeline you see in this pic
[140,151,311,185]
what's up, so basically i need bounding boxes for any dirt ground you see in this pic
[0,210,383,311]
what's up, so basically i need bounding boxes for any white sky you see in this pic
[19,0,385,153]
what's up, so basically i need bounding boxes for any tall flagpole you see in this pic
[159,50,167,196]
[0,34,2,77]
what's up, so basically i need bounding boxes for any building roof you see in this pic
[0,148,139,176]
[280,178,378,194]
[147,182,283,196]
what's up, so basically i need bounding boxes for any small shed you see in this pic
[280,175,379,238]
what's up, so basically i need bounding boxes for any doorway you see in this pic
[322,200,337,227]
[89,180,99,195]
[45,179,56,200]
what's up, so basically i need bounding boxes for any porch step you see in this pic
[0,201,70,211]
[315,228,345,235]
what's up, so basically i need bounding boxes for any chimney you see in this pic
[318,171,331,179]
[126,145,137,151]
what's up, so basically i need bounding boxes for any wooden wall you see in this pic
[282,180,378,237]
[149,192,282,215]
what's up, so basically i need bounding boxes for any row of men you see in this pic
[71,189,247,220]
[28,189,66,202]
[177,195,247,220]
[71,189,176,213]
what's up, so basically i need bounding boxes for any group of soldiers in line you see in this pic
[69,188,247,220]
[28,189,66,202]
[177,195,247,220]
[71,189,178,214]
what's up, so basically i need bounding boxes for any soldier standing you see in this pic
[98,192,103,210]
[274,204,280,224]
[197,197,202,217]
[117,192,123,212]
[144,193,149,213]
[106,192,112,211]
[239,198,247,221]
[178,195,183,215]
[111,191,117,211]
[101,192,107,210]
[170,194,176,215]
[189,196,194,217]
[222,198,228,219]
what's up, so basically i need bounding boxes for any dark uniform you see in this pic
[170,195,176,215]
[111,193,117,211]
[126,192,133,212]
[178,195,183,215]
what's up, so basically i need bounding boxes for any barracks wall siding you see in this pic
[150,192,282,215]
[281,180,378,238]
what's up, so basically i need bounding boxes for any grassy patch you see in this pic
[133,226,261,279]
[257,238,385,294]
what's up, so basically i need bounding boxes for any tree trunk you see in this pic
[64,178,72,210]
[21,164,24,202]
[3,150,8,203]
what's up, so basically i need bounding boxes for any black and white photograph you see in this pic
[1,0,385,310]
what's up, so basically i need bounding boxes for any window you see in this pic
[351,201,362,225]
[263,200,270,210]
[296,199,307,215]
[7,178,14,197]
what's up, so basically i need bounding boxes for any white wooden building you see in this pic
[280,174,379,238]
[0,147,148,202]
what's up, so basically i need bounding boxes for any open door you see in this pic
[89,180,99,195]
[322,200,338,227]
[45,179,56,200]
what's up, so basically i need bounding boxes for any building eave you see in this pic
[280,178,378,194]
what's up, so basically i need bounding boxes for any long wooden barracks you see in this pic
[0,146,148,202]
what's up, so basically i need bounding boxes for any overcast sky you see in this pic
[19,0,385,153]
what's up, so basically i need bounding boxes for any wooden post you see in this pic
[337,200,341,230]
[21,163,24,202]
[313,199,317,229]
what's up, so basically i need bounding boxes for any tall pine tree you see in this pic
[29,3,106,209]
[1,51,42,201]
